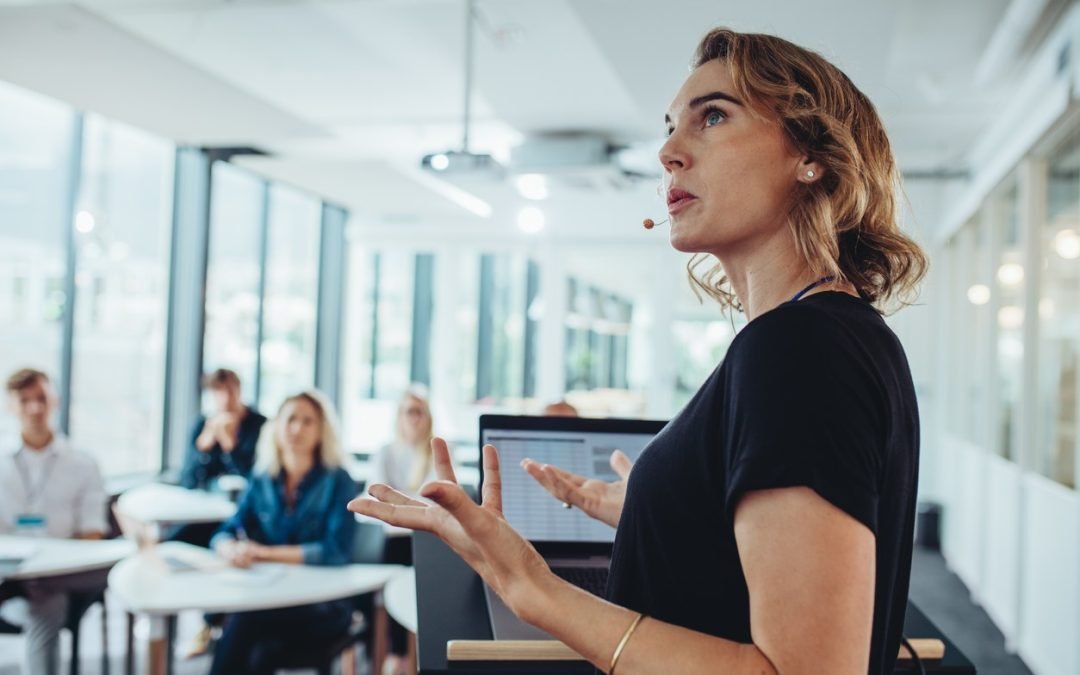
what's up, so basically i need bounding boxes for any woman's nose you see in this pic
[658,133,689,172]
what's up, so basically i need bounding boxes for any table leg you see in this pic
[146,615,177,675]
[165,615,177,675]
[124,612,134,675]
[406,631,418,675]
[373,590,389,675]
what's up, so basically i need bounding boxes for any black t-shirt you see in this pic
[606,292,919,674]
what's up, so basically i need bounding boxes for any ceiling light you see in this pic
[997,305,1024,330]
[997,263,1024,287]
[75,210,95,233]
[429,153,450,171]
[517,206,545,234]
[515,173,548,200]
[967,284,991,306]
[1053,229,1080,260]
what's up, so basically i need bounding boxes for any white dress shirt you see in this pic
[0,433,107,538]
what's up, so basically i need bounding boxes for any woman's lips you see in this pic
[667,188,698,214]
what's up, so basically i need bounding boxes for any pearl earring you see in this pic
[806,170,815,178]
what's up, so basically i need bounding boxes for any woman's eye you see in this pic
[705,110,724,126]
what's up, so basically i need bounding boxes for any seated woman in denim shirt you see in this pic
[208,390,358,675]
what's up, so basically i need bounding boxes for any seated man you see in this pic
[179,368,266,491]
[176,368,266,658]
[0,368,107,675]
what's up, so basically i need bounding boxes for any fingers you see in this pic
[367,483,426,507]
[522,459,584,488]
[481,445,502,512]
[521,460,579,507]
[543,463,587,488]
[431,437,458,483]
[545,468,588,510]
[420,481,486,532]
[610,450,633,480]
[348,497,433,531]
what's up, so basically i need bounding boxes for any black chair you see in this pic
[65,589,110,675]
[0,586,109,675]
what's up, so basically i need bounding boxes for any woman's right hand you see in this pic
[216,540,258,568]
[521,450,633,529]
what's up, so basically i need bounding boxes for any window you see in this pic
[443,250,481,408]
[609,299,633,390]
[203,162,265,400]
[478,253,528,403]
[372,251,417,399]
[565,279,592,392]
[69,115,174,476]
[945,217,992,447]
[258,184,321,412]
[341,248,422,452]
[564,279,634,393]
[672,317,741,411]
[995,182,1023,461]
[0,82,75,440]
[1038,134,1080,487]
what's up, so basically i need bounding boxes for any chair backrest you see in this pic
[350,521,387,564]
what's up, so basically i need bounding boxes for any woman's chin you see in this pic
[668,226,710,254]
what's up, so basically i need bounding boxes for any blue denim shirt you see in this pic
[211,464,358,566]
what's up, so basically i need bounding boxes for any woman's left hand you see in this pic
[348,438,554,620]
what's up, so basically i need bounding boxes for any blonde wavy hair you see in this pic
[256,390,344,477]
[686,28,928,313]
[395,385,435,492]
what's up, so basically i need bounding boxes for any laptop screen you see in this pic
[479,415,665,544]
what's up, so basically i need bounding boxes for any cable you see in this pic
[900,635,927,675]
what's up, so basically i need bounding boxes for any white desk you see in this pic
[115,483,236,525]
[108,542,402,675]
[0,536,134,581]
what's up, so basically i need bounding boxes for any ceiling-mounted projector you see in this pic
[420,150,501,175]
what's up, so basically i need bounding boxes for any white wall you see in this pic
[931,7,1080,675]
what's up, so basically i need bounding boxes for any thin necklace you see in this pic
[789,276,835,303]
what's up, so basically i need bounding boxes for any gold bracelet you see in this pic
[609,612,645,674]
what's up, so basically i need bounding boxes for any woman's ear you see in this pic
[797,157,824,184]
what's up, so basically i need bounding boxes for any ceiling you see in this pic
[0,0,1062,312]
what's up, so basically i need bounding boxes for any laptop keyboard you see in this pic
[552,565,609,597]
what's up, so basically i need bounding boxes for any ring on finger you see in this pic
[562,502,572,509]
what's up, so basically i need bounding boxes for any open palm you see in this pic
[348,438,551,611]
[521,450,632,528]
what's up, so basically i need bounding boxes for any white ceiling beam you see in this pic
[975,0,1054,85]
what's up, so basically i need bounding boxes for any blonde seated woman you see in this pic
[369,387,437,497]
[208,390,357,675]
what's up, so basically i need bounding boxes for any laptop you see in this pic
[478,414,666,640]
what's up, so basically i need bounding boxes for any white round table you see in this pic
[114,483,236,525]
[0,535,134,581]
[107,541,403,675]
